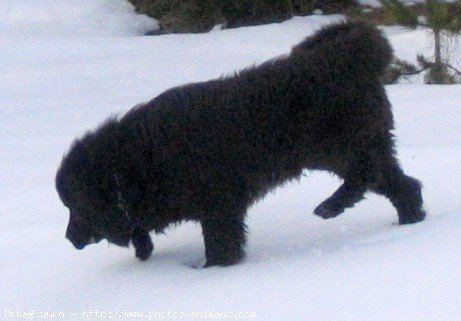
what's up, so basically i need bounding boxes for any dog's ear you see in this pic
[131,228,154,261]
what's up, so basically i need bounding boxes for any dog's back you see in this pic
[118,21,396,205]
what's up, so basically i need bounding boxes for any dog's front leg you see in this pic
[201,216,247,267]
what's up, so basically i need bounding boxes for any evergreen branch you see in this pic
[380,0,419,28]
[445,63,461,75]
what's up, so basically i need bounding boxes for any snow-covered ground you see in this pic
[1,1,460,320]
[0,0,157,40]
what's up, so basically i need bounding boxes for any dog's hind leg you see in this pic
[201,209,247,268]
[372,164,426,224]
[314,181,367,219]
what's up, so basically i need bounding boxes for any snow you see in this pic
[357,0,383,8]
[0,0,158,40]
[357,0,459,9]
[1,1,461,320]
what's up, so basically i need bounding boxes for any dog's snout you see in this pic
[66,222,87,250]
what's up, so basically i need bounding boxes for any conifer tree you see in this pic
[381,0,461,84]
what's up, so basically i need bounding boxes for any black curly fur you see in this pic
[56,21,425,267]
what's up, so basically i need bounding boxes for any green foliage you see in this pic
[383,58,419,84]
[381,0,418,28]
[129,0,223,33]
[381,0,461,32]
[380,0,461,84]
[221,0,291,28]
[426,0,451,30]
[128,0,357,33]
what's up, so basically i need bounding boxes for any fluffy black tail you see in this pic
[292,21,393,78]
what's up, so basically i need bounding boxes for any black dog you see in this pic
[56,21,425,267]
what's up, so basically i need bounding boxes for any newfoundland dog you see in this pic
[56,21,425,267]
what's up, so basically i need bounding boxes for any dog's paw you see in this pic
[398,210,426,225]
[135,242,153,261]
[314,203,344,219]
[131,230,154,261]
[204,252,245,268]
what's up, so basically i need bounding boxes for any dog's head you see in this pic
[56,121,133,250]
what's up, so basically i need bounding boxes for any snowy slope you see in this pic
[1,2,461,321]
[0,0,157,40]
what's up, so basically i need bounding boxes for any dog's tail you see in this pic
[292,21,393,78]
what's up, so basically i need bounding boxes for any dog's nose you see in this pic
[72,241,86,250]
[66,234,86,250]
[66,227,87,250]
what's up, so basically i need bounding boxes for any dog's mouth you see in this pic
[69,235,104,250]
[87,236,104,245]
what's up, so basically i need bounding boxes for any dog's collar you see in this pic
[113,173,134,226]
